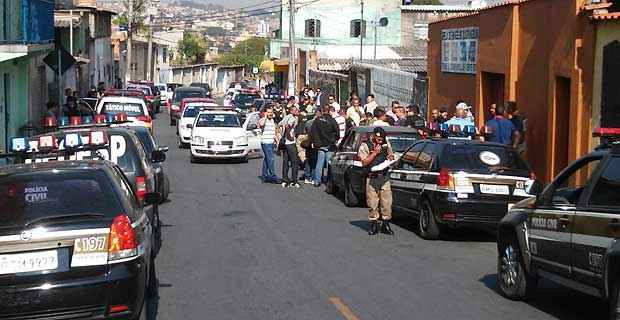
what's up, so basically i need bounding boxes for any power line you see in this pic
[150,8,280,27]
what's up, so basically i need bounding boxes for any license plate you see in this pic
[480,184,510,195]
[0,250,58,275]
[71,236,108,267]
[212,145,228,152]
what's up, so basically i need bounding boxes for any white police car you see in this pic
[96,96,152,131]
[189,109,249,163]
[177,102,218,148]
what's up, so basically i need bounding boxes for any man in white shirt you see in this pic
[346,97,364,126]
[328,95,341,113]
[364,94,378,115]
[372,108,391,127]
[331,107,347,146]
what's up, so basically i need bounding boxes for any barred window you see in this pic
[304,19,321,38]
[350,19,367,38]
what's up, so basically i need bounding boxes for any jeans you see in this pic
[261,143,277,181]
[313,148,333,185]
[304,149,316,180]
[282,144,300,184]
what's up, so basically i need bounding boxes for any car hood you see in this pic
[192,127,246,139]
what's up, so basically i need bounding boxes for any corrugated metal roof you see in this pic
[318,58,427,74]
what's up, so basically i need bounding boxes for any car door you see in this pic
[571,155,619,289]
[332,131,358,189]
[391,142,427,213]
[529,155,602,278]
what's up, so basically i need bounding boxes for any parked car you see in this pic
[327,126,422,207]
[129,126,171,203]
[189,82,212,97]
[96,96,152,132]
[127,83,160,114]
[189,109,249,163]
[176,99,218,148]
[169,87,208,126]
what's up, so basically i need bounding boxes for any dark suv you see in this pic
[169,87,208,126]
[496,132,620,319]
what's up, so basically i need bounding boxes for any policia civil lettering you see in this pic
[358,127,395,235]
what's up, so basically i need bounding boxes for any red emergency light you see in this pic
[70,116,82,126]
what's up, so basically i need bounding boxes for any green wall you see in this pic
[0,57,30,151]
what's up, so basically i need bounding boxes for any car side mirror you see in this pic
[186,124,193,129]
[526,180,543,196]
[151,150,166,163]
[247,123,257,131]
[144,192,162,206]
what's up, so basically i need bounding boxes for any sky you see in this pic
[195,0,497,9]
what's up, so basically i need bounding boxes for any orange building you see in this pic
[427,0,599,182]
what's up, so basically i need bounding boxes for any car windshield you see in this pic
[0,171,123,228]
[196,114,240,128]
[133,129,156,156]
[101,102,145,117]
[234,94,260,108]
[443,145,530,175]
[386,134,421,153]
[183,105,202,118]
[156,85,166,91]
[127,86,150,96]
[174,90,206,103]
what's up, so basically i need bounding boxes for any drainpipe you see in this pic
[21,0,28,44]
[69,10,73,55]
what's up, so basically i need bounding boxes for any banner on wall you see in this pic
[441,27,479,74]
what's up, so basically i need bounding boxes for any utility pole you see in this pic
[373,21,377,60]
[360,0,364,60]
[69,10,73,55]
[146,14,153,82]
[125,0,134,85]
[287,0,296,96]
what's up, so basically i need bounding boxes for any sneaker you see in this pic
[313,182,321,188]
[289,183,301,189]
[304,178,314,185]
[281,182,289,188]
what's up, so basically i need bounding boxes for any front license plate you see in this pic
[480,184,510,195]
[71,236,108,267]
[212,145,228,152]
[0,250,59,275]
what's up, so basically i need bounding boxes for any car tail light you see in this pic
[438,168,454,191]
[108,305,129,313]
[442,213,457,221]
[136,176,147,201]
[146,95,154,101]
[136,115,152,123]
[108,215,137,261]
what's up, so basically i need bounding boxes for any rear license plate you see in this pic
[71,236,108,267]
[0,250,58,275]
[480,184,510,195]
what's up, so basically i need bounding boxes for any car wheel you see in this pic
[240,156,249,163]
[418,200,442,240]
[325,169,336,195]
[162,175,170,201]
[344,178,360,207]
[497,235,537,300]
[190,154,198,164]
[136,301,148,320]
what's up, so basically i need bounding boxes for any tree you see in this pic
[177,32,209,65]
[217,37,269,67]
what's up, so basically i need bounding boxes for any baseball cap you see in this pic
[456,102,471,110]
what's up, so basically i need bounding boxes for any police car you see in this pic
[176,99,218,148]
[0,145,159,319]
[129,126,170,202]
[189,108,249,163]
[231,89,261,119]
[96,96,152,132]
[327,126,422,207]
[496,128,620,318]
[390,133,535,240]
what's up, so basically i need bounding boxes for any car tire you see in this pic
[325,169,336,195]
[178,139,188,149]
[190,154,198,164]
[497,235,537,300]
[146,258,158,299]
[418,200,442,240]
[136,301,148,320]
[610,278,620,320]
[162,175,170,201]
[344,178,360,207]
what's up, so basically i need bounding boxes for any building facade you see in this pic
[428,0,596,182]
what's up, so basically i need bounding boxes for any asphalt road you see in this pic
[150,112,607,320]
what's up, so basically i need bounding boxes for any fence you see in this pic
[0,0,55,44]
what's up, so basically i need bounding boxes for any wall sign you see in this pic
[441,27,479,74]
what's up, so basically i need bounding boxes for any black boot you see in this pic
[368,221,378,235]
[381,220,394,235]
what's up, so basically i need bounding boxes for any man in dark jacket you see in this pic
[310,106,339,187]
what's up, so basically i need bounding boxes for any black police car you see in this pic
[130,126,170,202]
[327,126,422,207]
[391,138,535,239]
[0,160,159,319]
[496,129,620,318]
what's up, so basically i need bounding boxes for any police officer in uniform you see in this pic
[358,127,395,235]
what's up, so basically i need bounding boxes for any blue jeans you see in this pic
[261,143,277,181]
[313,148,333,185]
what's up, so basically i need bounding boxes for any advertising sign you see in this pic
[441,27,479,74]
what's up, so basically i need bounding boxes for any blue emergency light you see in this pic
[82,116,94,124]
[63,133,83,148]
[105,114,115,124]
[11,137,29,152]
[58,117,70,126]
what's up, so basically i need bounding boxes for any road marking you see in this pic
[329,297,360,320]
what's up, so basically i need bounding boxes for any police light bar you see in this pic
[59,117,70,127]
[43,116,57,128]
[82,115,94,124]
[88,131,108,146]
[38,135,58,151]
[114,112,128,122]
[63,133,83,148]
[70,116,82,126]
[94,114,106,124]
[11,137,29,152]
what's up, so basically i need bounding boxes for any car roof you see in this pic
[175,86,206,92]
[100,96,146,104]
[354,126,419,134]
[430,138,513,149]
[198,110,237,115]
[0,160,113,176]
[182,98,214,103]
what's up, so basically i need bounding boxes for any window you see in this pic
[399,142,426,171]
[589,157,620,207]
[304,19,321,38]
[350,19,367,38]
[415,143,435,171]
[548,156,602,206]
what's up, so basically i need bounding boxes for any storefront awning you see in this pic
[0,52,27,63]
[260,60,274,73]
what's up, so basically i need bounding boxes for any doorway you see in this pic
[482,72,505,119]
[553,76,571,178]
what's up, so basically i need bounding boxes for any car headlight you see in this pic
[193,136,204,144]
[234,136,248,146]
